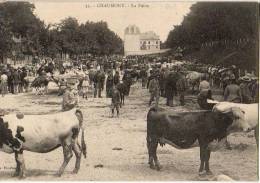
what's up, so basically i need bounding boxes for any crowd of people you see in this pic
[0,55,258,118]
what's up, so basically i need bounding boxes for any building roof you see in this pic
[124,25,140,35]
[140,31,160,40]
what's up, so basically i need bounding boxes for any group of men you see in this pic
[139,65,188,108]
[0,66,29,96]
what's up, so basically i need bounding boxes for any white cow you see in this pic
[213,102,258,130]
[0,108,86,178]
[212,101,258,146]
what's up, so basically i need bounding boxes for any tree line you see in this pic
[0,2,123,63]
[165,2,258,70]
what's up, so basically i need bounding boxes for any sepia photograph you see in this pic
[0,0,258,181]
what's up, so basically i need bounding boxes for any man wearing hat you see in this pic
[223,76,242,150]
[240,76,252,104]
[197,75,214,109]
[1,71,8,97]
[224,74,242,103]
[148,72,160,108]
[62,84,77,111]
[176,70,187,106]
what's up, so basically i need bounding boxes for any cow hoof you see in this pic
[149,164,155,170]
[12,173,19,177]
[18,175,26,179]
[56,172,62,177]
[199,171,207,176]
[72,169,79,174]
[156,166,161,171]
[206,170,213,176]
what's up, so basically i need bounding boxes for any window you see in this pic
[148,41,150,44]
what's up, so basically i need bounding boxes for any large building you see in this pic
[124,25,161,56]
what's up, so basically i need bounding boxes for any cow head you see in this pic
[0,118,14,148]
[214,106,250,134]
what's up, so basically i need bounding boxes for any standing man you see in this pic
[0,71,8,97]
[111,85,121,117]
[165,69,178,107]
[139,67,148,88]
[176,70,187,106]
[113,71,120,86]
[240,76,252,104]
[122,70,132,96]
[159,68,166,97]
[12,69,20,94]
[106,70,114,98]
[223,76,242,150]
[197,75,213,109]
[148,73,160,108]
[224,76,242,103]
[93,69,105,98]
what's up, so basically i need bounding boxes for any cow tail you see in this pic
[75,109,87,158]
[147,107,157,149]
[81,130,87,158]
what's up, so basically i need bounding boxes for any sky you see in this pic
[32,1,194,42]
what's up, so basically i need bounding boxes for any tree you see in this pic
[0,14,13,63]
[165,2,258,69]
[0,2,46,57]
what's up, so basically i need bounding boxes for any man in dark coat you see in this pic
[159,68,166,97]
[148,73,160,108]
[93,70,105,98]
[111,85,121,117]
[12,69,20,94]
[113,71,120,86]
[106,70,114,98]
[165,70,179,107]
[139,67,148,88]
[176,71,187,106]
[7,69,13,94]
[122,70,132,96]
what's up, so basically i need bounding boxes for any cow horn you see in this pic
[221,108,232,114]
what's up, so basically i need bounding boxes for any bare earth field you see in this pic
[0,82,258,181]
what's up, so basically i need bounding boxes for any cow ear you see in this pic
[17,126,24,133]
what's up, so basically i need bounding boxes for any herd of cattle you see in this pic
[0,60,258,179]
[0,98,258,179]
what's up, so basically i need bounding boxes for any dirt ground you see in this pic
[0,82,258,181]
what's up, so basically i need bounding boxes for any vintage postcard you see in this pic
[0,0,258,181]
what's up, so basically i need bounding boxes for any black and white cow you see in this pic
[0,108,86,178]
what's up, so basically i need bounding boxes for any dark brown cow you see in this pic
[116,82,128,107]
[146,107,250,176]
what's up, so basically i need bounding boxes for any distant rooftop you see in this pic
[140,31,160,40]
[124,25,140,35]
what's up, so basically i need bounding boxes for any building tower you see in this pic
[124,25,141,56]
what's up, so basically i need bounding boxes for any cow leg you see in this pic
[13,155,20,177]
[151,139,161,171]
[119,94,122,108]
[15,152,26,179]
[72,141,82,174]
[204,149,213,175]
[57,140,73,176]
[146,137,155,169]
[198,144,206,175]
